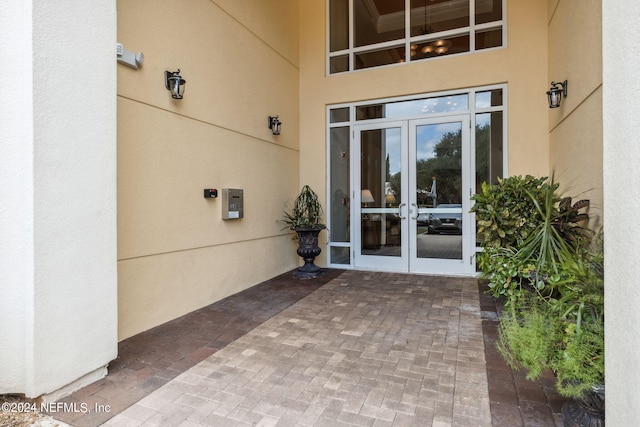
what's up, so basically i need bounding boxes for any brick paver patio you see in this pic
[49,269,564,426]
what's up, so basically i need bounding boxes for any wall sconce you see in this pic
[164,69,186,99]
[268,116,281,135]
[547,80,568,108]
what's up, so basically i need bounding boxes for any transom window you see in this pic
[328,0,505,74]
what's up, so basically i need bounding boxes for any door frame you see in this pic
[352,120,409,273]
[326,85,508,276]
[407,115,474,275]
[352,116,474,275]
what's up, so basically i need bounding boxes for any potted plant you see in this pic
[282,185,326,279]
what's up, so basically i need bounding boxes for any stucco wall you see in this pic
[116,0,300,339]
[0,0,33,394]
[0,0,118,397]
[603,1,640,424]
[299,1,550,265]
[548,0,603,224]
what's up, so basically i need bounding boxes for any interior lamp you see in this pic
[361,189,375,206]
[385,193,396,206]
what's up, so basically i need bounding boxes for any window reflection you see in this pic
[329,0,504,74]
[330,127,350,243]
[329,0,348,52]
[360,128,402,257]
[354,0,405,47]
[330,246,350,264]
[410,0,470,36]
[476,28,503,50]
[357,94,469,121]
[475,89,503,108]
[475,112,503,187]
[355,46,405,70]
[330,107,350,123]
[475,0,502,25]
[330,55,349,74]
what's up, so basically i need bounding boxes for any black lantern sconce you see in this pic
[268,116,282,135]
[164,69,186,99]
[547,80,568,108]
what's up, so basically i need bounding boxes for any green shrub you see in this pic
[473,174,591,308]
[471,175,553,250]
[478,246,536,306]
[553,320,604,397]
[496,234,604,399]
[497,298,563,380]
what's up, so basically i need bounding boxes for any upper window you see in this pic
[328,0,504,74]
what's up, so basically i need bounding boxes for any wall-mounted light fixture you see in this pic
[547,80,568,108]
[164,69,186,99]
[268,116,282,135]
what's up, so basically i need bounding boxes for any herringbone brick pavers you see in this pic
[104,271,491,426]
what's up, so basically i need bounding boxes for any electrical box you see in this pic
[222,188,243,219]
[204,189,218,198]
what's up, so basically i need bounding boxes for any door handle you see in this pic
[398,203,406,220]
[410,203,418,220]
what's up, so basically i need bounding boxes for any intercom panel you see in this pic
[222,188,243,219]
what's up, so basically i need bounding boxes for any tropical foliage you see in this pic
[471,175,552,250]
[282,185,325,230]
[473,174,603,399]
[472,175,591,304]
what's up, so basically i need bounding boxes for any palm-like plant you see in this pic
[518,174,591,284]
[282,185,325,230]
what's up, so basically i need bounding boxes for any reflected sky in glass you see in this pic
[416,122,461,164]
[475,89,503,108]
[385,94,469,118]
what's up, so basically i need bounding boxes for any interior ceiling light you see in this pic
[416,0,452,56]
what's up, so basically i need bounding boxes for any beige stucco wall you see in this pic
[548,0,603,224]
[299,1,551,265]
[117,0,300,340]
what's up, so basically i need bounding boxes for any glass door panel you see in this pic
[354,122,408,272]
[353,117,473,275]
[409,116,472,274]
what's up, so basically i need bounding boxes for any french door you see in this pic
[353,115,474,275]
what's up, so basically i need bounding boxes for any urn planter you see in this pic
[562,385,605,427]
[293,226,325,279]
[281,185,326,280]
